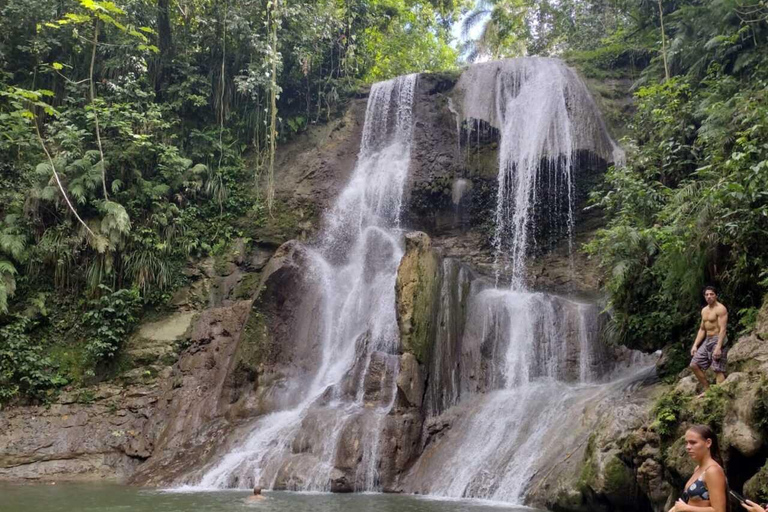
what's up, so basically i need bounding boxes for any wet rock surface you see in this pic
[395,232,442,363]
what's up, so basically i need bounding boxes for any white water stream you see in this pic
[189,73,419,492]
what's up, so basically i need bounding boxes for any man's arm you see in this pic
[691,315,706,356]
[714,307,728,359]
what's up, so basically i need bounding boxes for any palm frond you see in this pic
[462,8,492,39]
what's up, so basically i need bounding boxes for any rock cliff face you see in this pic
[540,305,768,512]
[3,64,767,512]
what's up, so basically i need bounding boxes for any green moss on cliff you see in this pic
[651,385,729,441]
[239,200,316,247]
[396,234,441,364]
[745,463,768,504]
[234,308,271,376]
[233,273,261,300]
[603,454,634,495]
[579,433,599,491]
[755,377,768,431]
[409,176,453,217]
[651,389,690,438]
[407,251,440,363]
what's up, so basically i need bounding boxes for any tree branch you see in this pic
[89,20,109,200]
[34,122,95,238]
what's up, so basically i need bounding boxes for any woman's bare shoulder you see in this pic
[704,464,726,481]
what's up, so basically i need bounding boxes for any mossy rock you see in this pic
[603,454,634,496]
[232,272,261,300]
[578,433,599,491]
[744,462,768,503]
[552,486,589,512]
[395,232,442,364]
[235,308,271,376]
[663,435,696,483]
[239,200,316,247]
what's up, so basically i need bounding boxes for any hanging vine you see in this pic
[218,0,228,175]
[266,0,281,214]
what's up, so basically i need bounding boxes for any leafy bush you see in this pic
[651,385,731,441]
[651,390,690,437]
[0,317,67,404]
[690,385,729,431]
[589,65,768,353]
[83,287,142,366]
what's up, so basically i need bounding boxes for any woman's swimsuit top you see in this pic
[682,466,713,503]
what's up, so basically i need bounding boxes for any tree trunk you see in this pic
[35,123,95,238]
[658,0,670,82]
[155,0,174,95]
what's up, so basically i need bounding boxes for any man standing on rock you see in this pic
[690,286,728,396]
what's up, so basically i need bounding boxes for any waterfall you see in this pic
[189,74,418,492]
[176,58,653,505]
[455,58,619,287]
[403,58,653,503]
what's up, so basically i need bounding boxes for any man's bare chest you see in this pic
[702,308,720,324]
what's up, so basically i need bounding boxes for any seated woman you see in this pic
[668,424,727,512]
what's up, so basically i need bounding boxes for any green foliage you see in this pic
[657,342,691,382]
[651,389,690,437]
[744,462,768,505]
[689,385,729,431]
[587,3,768,351]
[738,307,760,336]
[651,385,730,440]
[0,316,67,403]
[361,0,459,80]
[82,286,142,365]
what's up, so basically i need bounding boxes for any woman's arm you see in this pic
[704,466,727,512]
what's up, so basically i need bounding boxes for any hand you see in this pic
[714,347,722,360]
[673,499,690,512]
[691,345,698,357]
[742,499,768,512]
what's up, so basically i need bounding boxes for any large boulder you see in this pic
[225,240,326,418]
[128,301,252,485]
[744,462,768,505]
[525,376,663,512]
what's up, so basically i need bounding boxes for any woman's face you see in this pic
[685,430,711,462]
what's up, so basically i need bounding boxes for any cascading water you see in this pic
[187,74,418,492]
[176,58,652,506]
[402,58,651,503]
[454,58,618,287]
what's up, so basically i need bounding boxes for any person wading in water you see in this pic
[668,425,727,512]
[690,286,728,397]
[245,487,266,502]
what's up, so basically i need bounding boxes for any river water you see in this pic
[0,483,539,512]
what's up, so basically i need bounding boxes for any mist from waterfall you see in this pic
[187,74,418,492]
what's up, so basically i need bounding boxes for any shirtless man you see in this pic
[689,286,728,395]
